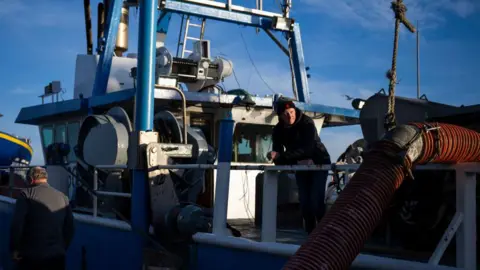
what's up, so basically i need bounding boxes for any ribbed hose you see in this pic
[283,123,480,270]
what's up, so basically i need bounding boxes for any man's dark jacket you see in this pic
[272,108,331,165]
[10,183,75,260]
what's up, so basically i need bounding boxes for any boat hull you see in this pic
[0,196,141,270]
[0,195,461,270]
[0,132,32,166]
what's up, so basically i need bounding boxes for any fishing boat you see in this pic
[0,114,33,198]
[0,0,478,269]
[0,114,32,167]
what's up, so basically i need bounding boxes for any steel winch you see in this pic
[73,106,224,239]
[155,40,233,92]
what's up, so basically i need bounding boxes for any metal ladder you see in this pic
[176,15,207,58]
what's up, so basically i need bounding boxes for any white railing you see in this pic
[95,162,477,270]
[90,164,264,217]
[201,162,479,270]
[1,162,478,269]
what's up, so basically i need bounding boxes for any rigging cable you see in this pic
[239,29,276,94]
[217,54,242,89]
[232,67,242,89]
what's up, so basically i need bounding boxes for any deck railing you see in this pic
[252,163,479,270]
[0,162,478,269]
[89,163,478,269]
[203,162,477,270]
[89,162,478,269]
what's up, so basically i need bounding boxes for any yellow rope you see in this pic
[384,0,416,132]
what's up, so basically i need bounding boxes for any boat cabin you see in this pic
[18,52,359,222]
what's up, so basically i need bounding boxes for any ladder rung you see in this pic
[189,23,202,27]
[186,37,200,41]
[184,50,193,53]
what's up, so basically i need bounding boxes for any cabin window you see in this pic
[255,134,272,163]
[67,122,80,162]
[232,124,273,163]
[41,126,54,149]
[55,124,67,144]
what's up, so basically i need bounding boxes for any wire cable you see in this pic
[239,29,276,94]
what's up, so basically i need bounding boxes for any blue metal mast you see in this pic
[290,24,310,103]
[91,0,123,97]
[131,0,157,256]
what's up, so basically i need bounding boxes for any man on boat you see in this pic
[269,99,331,234]
[10,166,75,270]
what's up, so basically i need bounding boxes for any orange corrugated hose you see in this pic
[283,123,480,270]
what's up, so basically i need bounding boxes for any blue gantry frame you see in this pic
[89,0,311,103]
[160,0,311,103]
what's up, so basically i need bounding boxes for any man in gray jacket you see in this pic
[10,166,75,270]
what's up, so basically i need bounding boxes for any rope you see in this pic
[384,0,416,132]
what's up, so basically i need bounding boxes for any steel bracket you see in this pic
[272,16,293,31]
[146,142,193,180]
[128,131,159,169]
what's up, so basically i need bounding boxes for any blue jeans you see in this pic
[295,170,329,234]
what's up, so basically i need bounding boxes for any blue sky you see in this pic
[0,0,479,165]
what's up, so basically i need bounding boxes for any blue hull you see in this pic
[0,197,460,270]
[0,198,141,270]
[1,196,275,270]
[0,132,32,166]
[193,244,287,270]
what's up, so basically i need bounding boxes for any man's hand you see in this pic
[267,151,279,161]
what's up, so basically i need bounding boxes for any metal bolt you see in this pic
[151,147,157,153]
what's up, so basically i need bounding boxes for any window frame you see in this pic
[231,123,273,164]
[39,119,82,163]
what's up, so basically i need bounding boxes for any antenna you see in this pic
[416,20,421,99]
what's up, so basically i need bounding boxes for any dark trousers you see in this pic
[295,170,329,234]
[17,255,65,270]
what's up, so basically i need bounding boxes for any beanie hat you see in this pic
[275,100,296,115]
